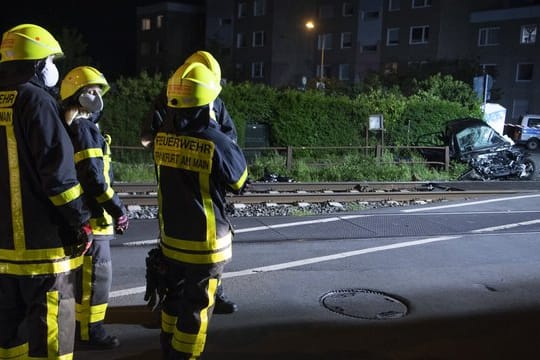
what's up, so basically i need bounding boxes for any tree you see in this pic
[55,27,93,77]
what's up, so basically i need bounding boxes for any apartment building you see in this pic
[136,0,539,119]
[381,0,540,119]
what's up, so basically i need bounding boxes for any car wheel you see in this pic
[526,138,539,151]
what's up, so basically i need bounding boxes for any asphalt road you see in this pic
[75,189,540,360]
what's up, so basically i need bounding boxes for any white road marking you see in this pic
[110,235,459,298]
[113,195,540,298]
[471,219,540,233]
[402,194,540,213]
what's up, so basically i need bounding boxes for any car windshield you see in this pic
[455,125,508,153]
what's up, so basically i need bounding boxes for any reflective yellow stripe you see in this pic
[161,243,231,265]
[230,168,248,191]
[88,303,108,323]
[46,291,60,358]
[0,342,28,359]
[73,148,103,164]
[0,256,83,276]
[5,123,26,250]
[49,184,83,206]
[0,247,72,261]
[199,173,216,245]
[96,187,115,203]
[161,311,177,333]
[171,278,217,356]
[161,232,231,252]
[76,255,93,340]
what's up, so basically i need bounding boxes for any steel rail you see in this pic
[115,180,537,206]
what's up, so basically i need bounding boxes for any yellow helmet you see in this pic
[60,66,110,101]
[0,24,63,63]
[185,50,221,80]
[167,62,222,108]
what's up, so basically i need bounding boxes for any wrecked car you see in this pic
[415,118,536,180]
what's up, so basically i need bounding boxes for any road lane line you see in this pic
[471,219,540,233]
[402,194,540,213]
[110,235,459,298]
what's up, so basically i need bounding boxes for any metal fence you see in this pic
[113,145,450,171]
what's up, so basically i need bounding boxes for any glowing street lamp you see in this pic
[305,21,325,82]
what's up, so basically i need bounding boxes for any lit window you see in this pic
[141,18,151,31]
[412,0,432,8]
[238,2,247,18]
[156,15,164,28]
[387,28,400,46]
[252,62,264,78]
[339,64,350,80]
[521,24,537,44]
[343,3,353,16]
[252,31,265,47]
[410,25,429,44]
[254,0,266,16]
[516,63,534,81]
[341,32,352,48]
[389,0,400,11]
[478,27,500,46]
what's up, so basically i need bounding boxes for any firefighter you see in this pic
[141,50,239,314]
[141,50,237,146]
[155,62,248,359]
[0,24,93,359]
[59,66,129,349]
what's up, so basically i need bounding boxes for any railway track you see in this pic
[115,181,540,206]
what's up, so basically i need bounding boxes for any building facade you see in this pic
[136,0,540,120]
[136,2,205,77]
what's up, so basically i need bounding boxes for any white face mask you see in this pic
[78,91,104,113]
[41,56,59,87]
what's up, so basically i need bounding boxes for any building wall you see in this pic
[136,2,205,76]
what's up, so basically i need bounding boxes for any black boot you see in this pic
[76,324,120,350]
[213,293,238,314]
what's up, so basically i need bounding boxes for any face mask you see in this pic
[79,91,104,113]
[41,56,59,87]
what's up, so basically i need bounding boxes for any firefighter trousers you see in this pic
[160,260,226,360]
[0,271,76,359]
[75,236,113,341]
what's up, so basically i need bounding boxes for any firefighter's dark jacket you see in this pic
[67,116,125,236]
[0,69,90,276]
[154,108,247,265]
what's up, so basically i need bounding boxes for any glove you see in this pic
[144,247,168,311]
[69,222,93,257]
[115,214,129,235]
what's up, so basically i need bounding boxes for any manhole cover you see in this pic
[320,288,408,320]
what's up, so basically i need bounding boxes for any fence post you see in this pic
[444,146,450,171]
[286,146,293,171]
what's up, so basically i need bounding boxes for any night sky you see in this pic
[1,0,205,78]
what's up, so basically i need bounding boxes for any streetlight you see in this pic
[305,21,325,84]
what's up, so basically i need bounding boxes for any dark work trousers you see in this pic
[0,271,76,359]
[75,236,113,341]
[160,260,225,360]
